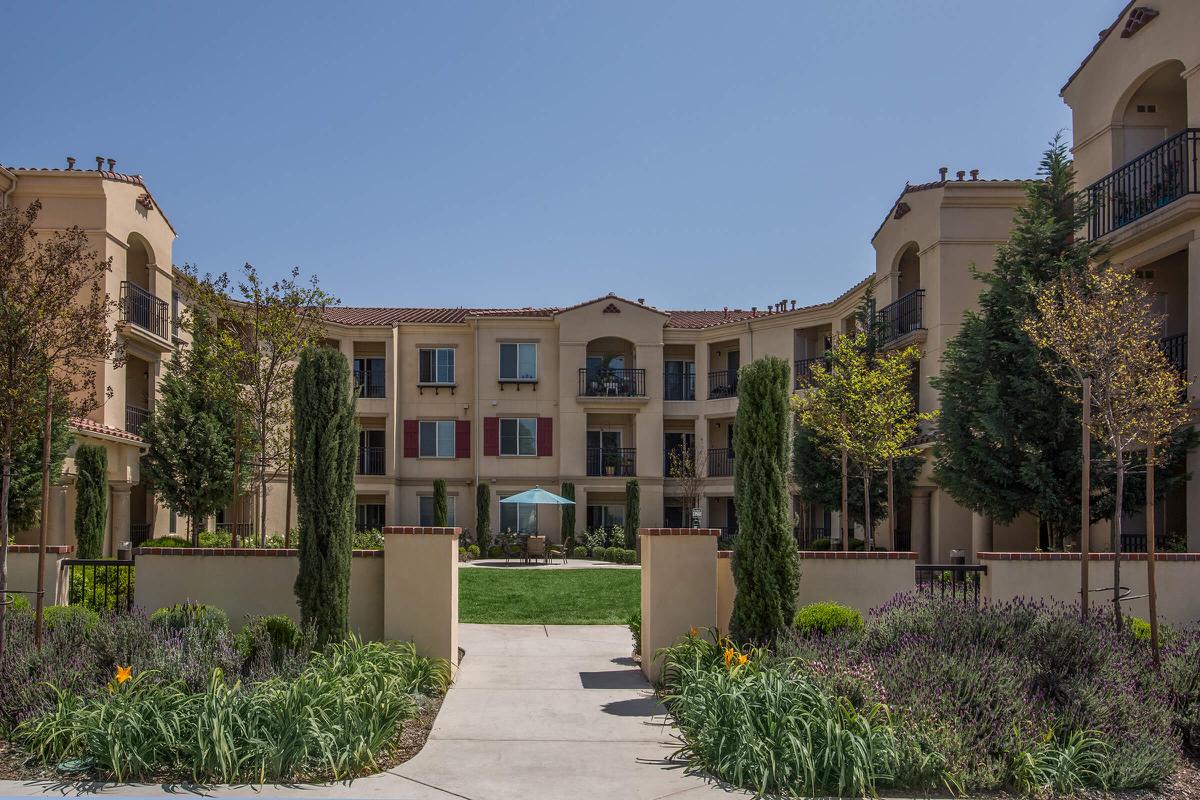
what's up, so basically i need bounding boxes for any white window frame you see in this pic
[499,342,538,382]
[419,495,457,526]
[419,419,457,458]
[419,347,455,385]
[499,417,538,456]
[499,498,538,534]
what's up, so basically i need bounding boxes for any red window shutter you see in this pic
[403,420,419,458]
[536,417,553,457]
[483,417,499,457]
[455,420,471,459]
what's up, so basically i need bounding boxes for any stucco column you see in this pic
[1188,239,1200,552]
[640,528,718,682]
[911,490,932,564]
[48,482,70,547]
[109,482,132,558]
[382,526,460,667]
[971,512,993,563]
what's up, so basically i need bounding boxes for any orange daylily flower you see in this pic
[737,653,749,666]
[689,627,698,638]
[723,647,736,667]
[115,665,132,684]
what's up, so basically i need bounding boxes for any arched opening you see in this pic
[1117,60,1187,163]
[581,337,644,396]
[126,234,154,290]
[895,242,921,298]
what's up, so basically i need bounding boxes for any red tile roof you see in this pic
[71,417,144,444]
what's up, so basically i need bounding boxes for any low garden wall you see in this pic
[8,545,73,605]
[979,552,1200,626]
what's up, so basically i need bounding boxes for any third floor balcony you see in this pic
[119,281,170,343]
[875,289,925,346]
[578,367,646,398]
[1087,129,1200,239]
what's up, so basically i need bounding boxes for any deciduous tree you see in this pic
[667,444,706,528]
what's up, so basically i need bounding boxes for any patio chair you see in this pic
[546,537,568,565]
[501,532,524,564]
[526,535,547,564]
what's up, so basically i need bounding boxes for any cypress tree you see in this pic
[433,479,448,526]
[73,444,107,559]
[293,346,357,650]
[6,408,70,533]
[476,482,491,554]
[560,482,574,546]
[729,357,798,644]
[623,479,639,549]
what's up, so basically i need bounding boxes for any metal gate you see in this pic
[59,558,135,612]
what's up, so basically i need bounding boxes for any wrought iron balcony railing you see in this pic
[125,404,148,436]
[707,369,738,399]
[354,368,387,398]
[1160,332,1187,373]
[578,368,646,397]
[1087,129,1200,239]
[586,447,636,477]
[794,356,829,388]
[664,370,696,401]
[875,289,925,345]
[357,445,386,475]
[708,447,734,477]
[119,281,170,340]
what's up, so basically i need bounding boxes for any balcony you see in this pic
[794,356,829,389]
[707,370,737,399]
[125,403,148,436]
[1087,129,1200,239]
[357,446,386,475]
[578,368,646,398]
[875,289,925,345]
[1161,332,1187,373]
[708,447,734,477]
[664,371,695,401]
[119,281,170,341]
[354,367,386,398]
[586,447,636,477]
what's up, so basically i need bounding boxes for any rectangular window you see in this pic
[586,505,624,530]
[358,429,386,474]
[419,495,456,526]
[353,357,386,398]
[500,498,538,534]
[419,420,456,458]
[355,502,386,532]
[499,417,538,456]
[419,348,455,384]
[499,342,537,381]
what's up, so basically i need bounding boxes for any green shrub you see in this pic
[794,602,864,636]
[352,528,385,550]
[467,544,480,557]
[236,615,304,669]
[848,537,866,551]
[627,609,641,656]
[806,538,831,551]
[7,594,31,612]
[43,604,100,633]
[150,603,230,640]
[571,546,588,559]
[198,530,233,548]
[147,536,192,548]
[488,545,503,558]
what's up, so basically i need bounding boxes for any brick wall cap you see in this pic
[798,550,918,560]
[717,550,732,558]
[134,547,384,558]
[978,551,1200,562]
[8,544,75,554]
[382,526,462,536]
[639,527,721,536]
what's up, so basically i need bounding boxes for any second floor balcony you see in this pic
[707,369,737,399]
[1161,332,1187,373]
[579,367,646,398]
[357,446,386,475]
[794,356,829,389]
[1087,129,1199,239]
[119,281,170,341]
[708,447,734,477]
[587,446,636,477]
[125,403,148,436]
[875,289,925,345]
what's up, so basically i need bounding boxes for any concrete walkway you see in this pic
[0,624,740,799]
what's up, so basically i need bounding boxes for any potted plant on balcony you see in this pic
[603,449,619,476]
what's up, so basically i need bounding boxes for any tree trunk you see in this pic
[862,474,872,550]
[1080,377,1091,622]
[1113,455,1124,630]
[231,419,242,547]
[259,424,268,546]
[0,425,12,659]
[886,457,895,550]
[284,423,294,547]
[1147,446,1160,667]
[35,384,53,648]
[840,444,849,551]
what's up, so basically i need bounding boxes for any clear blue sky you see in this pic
[3,1,1118,310]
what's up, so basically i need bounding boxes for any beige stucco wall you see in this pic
[383,528,459,665]
[640,530,718,681]
[8,548,73,606]
[133,551,385,640]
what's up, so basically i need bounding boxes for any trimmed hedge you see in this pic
[793,602,864,636]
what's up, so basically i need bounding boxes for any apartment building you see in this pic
[1062,0,1200,551]
[0,161,181,555]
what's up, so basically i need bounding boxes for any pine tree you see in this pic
[623,479,639,549]
[729,357,799,644]
[73,445,107,559]
[140,313,243,544]
[476,483,491,554]
[560,482,574,547]
[433,479,448,527]
[293,346,357,649]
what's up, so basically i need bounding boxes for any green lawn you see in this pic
[459,567,640,624]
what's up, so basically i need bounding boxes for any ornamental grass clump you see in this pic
[18,637,450,784]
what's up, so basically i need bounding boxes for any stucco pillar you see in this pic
[109,482,132,558]
[911,490,932,564]
[640,528,718,682]
[1188,239,1200,552]
[382,526,460,667]
[48,482,70,547]
[971,512,993,563]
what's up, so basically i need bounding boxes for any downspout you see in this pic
[0,167,17,208]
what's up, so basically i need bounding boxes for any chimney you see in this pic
[95,156,104,171]
[751,306,757,316]
[107,158,116,172]
[956,170,966,181]
[970,169,979,181]
[938,166,948,181]
[66,157,76,170]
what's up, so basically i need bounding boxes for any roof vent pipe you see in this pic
[107,158,116,172]
[956,170,966,181]
[95,156,104,171]
[66,157,76,170]
[970,169,979,181]
[938,166,948,181]
[791,300,797,310]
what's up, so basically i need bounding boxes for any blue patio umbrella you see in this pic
[499,486,575,505]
